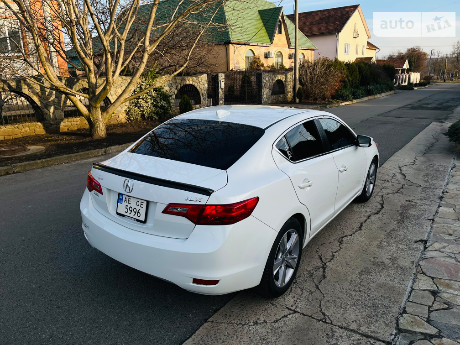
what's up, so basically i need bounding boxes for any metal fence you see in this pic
[0,92,38,125]
[223,71,262,105]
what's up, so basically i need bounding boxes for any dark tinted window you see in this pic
[131,119,265,170]
[318,118,356,150]
[277,120,324,162]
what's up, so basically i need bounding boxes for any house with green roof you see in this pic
[137,0,316,73]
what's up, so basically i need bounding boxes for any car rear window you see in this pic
[131,119,265,170]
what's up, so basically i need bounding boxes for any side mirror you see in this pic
[357,135,372,148]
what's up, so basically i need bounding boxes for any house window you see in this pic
[356,45,358,55]
[275,51,283,69]
[362,46,365,56]
[0,20,22,55]
[299,53,305,65]
[245,49,255,70]
[277,21,282,34]
[344,43,350,55]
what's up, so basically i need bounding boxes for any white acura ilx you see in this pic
[80,105,379,297]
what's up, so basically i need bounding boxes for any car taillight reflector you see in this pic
[192,278,219,286]
[87,172,103,195]
[162,197,259,225]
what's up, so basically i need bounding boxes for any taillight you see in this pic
[162,197,259,225]
[87,171,103,195]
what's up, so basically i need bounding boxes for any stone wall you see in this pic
[261,70,293,104]
[59,114,126,133]
[162,74,208,111]
[0,122,46,140]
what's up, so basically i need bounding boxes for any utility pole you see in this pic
[445,54,448,82]
[294,0,299,103]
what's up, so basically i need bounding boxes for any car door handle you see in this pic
[298,180,313,189]
[339,166,348,173]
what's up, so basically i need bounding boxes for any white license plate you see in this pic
[116,193,148,223]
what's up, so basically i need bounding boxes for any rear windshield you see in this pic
[131,119,265,170]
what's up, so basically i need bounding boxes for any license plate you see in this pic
[116,193,148,223]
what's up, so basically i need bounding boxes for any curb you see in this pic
[326,90,395,108]
[0,143,132,177]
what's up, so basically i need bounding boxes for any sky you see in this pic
[269,0,460,58]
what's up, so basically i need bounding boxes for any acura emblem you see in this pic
[123,179,134,193]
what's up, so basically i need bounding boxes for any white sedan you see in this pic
[80,105,379,297]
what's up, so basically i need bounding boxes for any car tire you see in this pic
[356,159,378,203]
[257,218,303,298]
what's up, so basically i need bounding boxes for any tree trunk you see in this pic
[89,106,107,139]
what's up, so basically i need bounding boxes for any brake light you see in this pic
[163,197,259,225]
[87,171,103,195]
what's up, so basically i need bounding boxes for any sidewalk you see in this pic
[394,163,460,345]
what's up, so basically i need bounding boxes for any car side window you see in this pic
[318,118,356,151]
[276,120,324,162]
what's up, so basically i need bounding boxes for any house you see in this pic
[288,5,378,63]
[377,58,420,85]
[0,0,68,77]
[137,0,316,72]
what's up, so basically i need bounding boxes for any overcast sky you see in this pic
[269,0,460,58]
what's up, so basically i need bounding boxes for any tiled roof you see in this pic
[287,5,359,36]
[139,0,316,48]
[376,59,408,69]
[355,57,373,63]
[367,41,379,50]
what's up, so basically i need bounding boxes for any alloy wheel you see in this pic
[365,163,377,197]
[273,229,300,288]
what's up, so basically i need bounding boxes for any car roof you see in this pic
[175,105,321,129]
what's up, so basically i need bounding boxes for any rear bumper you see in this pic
[80,190,276,295]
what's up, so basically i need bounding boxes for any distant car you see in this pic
[80,105,379,297]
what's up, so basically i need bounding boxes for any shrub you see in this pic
[352,87,366,99]
[447,120,460,143]
[335,87,353,101]
[423,75,433,84]
[127,70,172,122]
[249,56,264,70]
[179,95,193,114]
[299,58,344,102]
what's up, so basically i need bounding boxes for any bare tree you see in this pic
[1,0,226,138]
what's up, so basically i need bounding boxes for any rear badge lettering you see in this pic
[186,196,203,203]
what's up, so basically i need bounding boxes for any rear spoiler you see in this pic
[92,163,214,196]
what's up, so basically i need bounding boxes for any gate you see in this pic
[0,91,43,125]
[224,71,262,105]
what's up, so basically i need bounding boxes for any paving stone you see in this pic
[438,292,460,305]
[428,243,449,251]
[424,251,451,259]
[434,278,460,295]
[414,274,438,290]
[430,307,460,326]
[438,207,459,220]
[397,332,425,345]
[406,301,429,318]
[413,340,435,345]
[432,338,460,345]
[399,314,439,334]
[441,245,460,254]
[411,290,435,306]
[420,257,460,281]
[431,300,449,311]
[429,321,460,341]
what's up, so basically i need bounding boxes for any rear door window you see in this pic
[318,118,356,151]
[131,119,265,170]
[276,120,324,162]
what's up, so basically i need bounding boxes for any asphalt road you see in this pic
[1,83,460,345]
